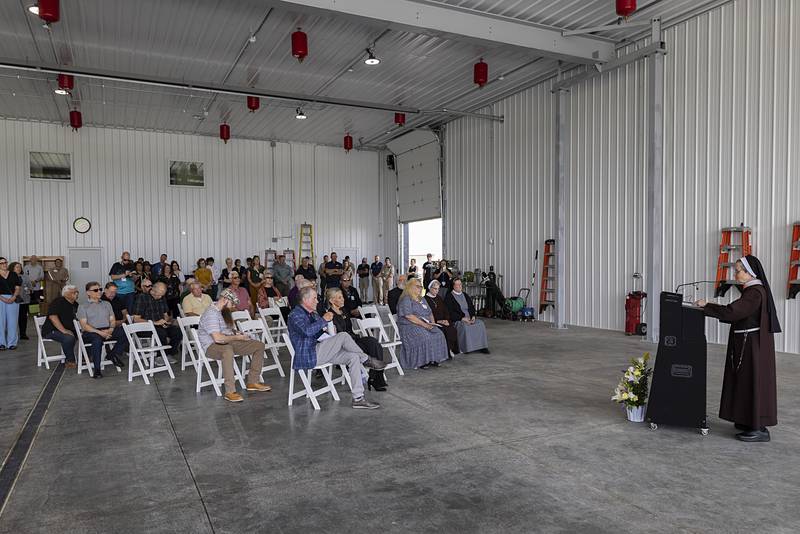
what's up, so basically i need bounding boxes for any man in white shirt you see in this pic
[24,255,45,304]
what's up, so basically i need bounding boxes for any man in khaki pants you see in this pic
[197,289,271,402]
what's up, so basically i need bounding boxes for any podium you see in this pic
[645,292,709,434]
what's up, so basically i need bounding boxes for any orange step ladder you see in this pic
[539,239,556,314]
[714,226,752,297]
[788,222,800,299]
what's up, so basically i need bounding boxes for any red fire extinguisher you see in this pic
[625,273,647,336]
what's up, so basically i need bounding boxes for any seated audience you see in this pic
[287,274,304,308]
[339,275,362,317]
[396,278,448,369]
[288,286,384,409]
[170,260,185,283]
[295,256,317,284]
[101,282,129,325]
[132,282,182,361]
[182,282,213,316]
[179,277,196,302]
[425,280,459,356]
[388,274,406,314]
[228,271,253,315]
[77,281,128,377]
[0,258,21,350]
[272,255,294,296]
[41,284,79,367]
[444,279,490,354]
[290,278,313,309]
[326,288,387,391]
[257,273,290,320]
[197,289,271,403]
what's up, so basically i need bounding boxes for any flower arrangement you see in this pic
[611,352,653,408]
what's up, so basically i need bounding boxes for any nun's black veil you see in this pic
[742,254,782,333]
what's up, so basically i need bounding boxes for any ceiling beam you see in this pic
[274,0,615,64]
[0,58,419,114]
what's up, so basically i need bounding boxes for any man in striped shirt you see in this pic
[198,289,271,403]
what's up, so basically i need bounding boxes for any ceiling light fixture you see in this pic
[364,49,380,66]
[295,107,307,120]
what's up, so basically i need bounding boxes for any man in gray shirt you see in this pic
[272,255,294,296]
[77,281,128,378]
[198,289,271,403]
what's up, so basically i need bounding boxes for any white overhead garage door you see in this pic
[387,130,442,223]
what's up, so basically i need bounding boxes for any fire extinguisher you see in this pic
[625,272,647,336]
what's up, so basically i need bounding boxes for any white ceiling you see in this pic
[0,0,727,148]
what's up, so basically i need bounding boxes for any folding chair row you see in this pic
[189,329,247,396]
[283,333,341,410]
[356,316,404,376]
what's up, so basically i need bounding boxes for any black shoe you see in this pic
[0,346,6,351]
[8,346,17,351]
[480,348,491,354]
[419,363,431,369]
[20,335,29,340]
[429,361,439,368]
[93,371,104,379]
[734,423,751,432]
[367,379,387,392]
[735,429,770,442]
[112,355,126,369]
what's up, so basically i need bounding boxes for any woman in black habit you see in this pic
[694,255,780,442]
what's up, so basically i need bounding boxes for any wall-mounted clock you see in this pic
[73,217,91,234]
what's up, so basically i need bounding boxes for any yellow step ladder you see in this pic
[298,223,315,266]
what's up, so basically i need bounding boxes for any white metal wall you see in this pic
[444,0,800,353]
[0,119,393,277]
[444,82,555,309]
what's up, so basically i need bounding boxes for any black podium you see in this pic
[645,292,709,434]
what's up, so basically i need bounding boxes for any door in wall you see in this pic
[68,248,103,304]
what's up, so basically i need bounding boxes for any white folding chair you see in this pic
[357,317,404,376]
[284,333,340,410]
[177,303,186,318]
[191,329,247,396]
[358,305,380,320]
[258,306,288,338]
[73,320,117,376]
[231,310,252,327]
[238,319,285,378]
[34,316,66,369]
[123,321,176,384]
[268,297,288,309]
[177,316,201,370]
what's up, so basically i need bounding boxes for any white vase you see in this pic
[626,404,646,422]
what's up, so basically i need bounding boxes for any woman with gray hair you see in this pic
[396,278,449,369]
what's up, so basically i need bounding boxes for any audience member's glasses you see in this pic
[88,288,101,292]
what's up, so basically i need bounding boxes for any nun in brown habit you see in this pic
[694,255,780,442]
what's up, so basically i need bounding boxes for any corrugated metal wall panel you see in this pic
[443,0,800,353]
[0,119,388,279]
[444,82,555,312]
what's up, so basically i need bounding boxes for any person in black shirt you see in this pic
[422,254,436,288]
[101,282,128,325]
[296,256,317,283]
[220,257,235,289]
[388,275,406,314]
[235,259,248,290]
[132,282,182,361]
[324,252,344,289]
[42,284,79,365]
[370,255,384,305]
[0,257,22,350]
[159,264,181,318]
[407,258,418,279]
[434,260,453,296]
[356,258,371,303]
[340,276,362,317]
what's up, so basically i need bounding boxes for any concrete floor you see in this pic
[0,320,799,534]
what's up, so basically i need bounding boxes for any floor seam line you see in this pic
[154,378,216,534]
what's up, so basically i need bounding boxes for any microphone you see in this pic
[674,280,716,293]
